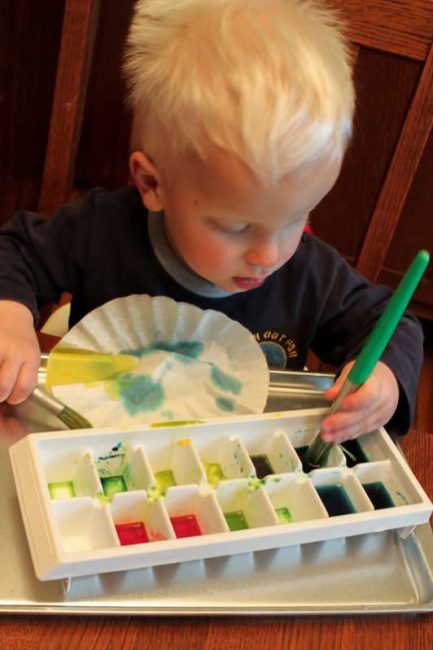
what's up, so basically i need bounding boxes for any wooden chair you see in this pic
[38,0,433,327]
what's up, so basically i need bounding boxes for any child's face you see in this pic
[155,148,341,292]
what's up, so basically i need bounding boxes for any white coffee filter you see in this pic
[51,295,269,427]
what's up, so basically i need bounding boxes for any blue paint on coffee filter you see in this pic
[210,366,243,395]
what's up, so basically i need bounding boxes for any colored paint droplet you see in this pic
[48,481,76,499]
[316,484,356,517]
[101,475,127,497]
[170,514,202,538]
[340,439,369,467]
[115,522,149,545]
[275,506,293,523]
[154,469,176,491]
[204,462,226,486]
[224,510,249,531]
[363,482,395,509]
[250,454,274,478]
[210,366,243,395]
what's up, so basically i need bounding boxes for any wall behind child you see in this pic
[0,0,432,318]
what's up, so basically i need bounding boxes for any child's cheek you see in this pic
[188,239,234,273]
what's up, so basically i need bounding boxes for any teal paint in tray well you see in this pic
[363,481,395,509]
[316,484,356,517]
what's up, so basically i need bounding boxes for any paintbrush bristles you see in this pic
[58,406,92,430]
[302,435,333,471]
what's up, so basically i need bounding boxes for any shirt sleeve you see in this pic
[0,190,97,324]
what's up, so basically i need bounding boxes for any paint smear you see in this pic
[150,420,205,428]
[363,482,395,509]
[210,366,243,395]
[154,469,176,491]
[105,373,165,415]
[125,341,203,363]
[224,510,249,531]
[48,481,76,499]
[46,348,138,387]
[115,521,149,545]
[275,506,293,524]
[250,454,274,478]
[316,484,356,517]
[101,475,127,497]
[170,514,202,538]
[215,396,235,412]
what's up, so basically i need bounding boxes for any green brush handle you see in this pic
[348,250,430,386]
[302,249,430,471]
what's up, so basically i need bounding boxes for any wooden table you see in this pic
[0,335,432,648]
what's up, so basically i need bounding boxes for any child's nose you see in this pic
[245,235,280,268]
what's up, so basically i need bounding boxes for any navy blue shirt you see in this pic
[0,186,424,433]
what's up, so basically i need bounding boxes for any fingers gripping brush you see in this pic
[303,250,430,471]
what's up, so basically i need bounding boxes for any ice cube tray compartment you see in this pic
[193,435,254,484]
[309,468,374,517]
[44,450,101,499]
[216,479,279,530]
[241,430,301,477]
[145,438,207,489]
[51,498,119,553]
[109,491,175,544]
[354,460,425,509]
[263,474,328,523]
[163,485,228,537]
[9,410,433,581]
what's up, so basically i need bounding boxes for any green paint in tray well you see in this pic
[48,481,76,499]
[101,475,127,497]
[275,506,293,523]
[224,510,249,531]
[204,462,226,487]
[154,469,176,491]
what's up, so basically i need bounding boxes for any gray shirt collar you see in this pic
[148,211,233,298]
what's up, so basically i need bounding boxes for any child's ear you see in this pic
[129,151,164,212]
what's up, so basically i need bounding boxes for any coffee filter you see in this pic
[50,295,269,427]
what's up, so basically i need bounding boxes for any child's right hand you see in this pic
[0,300,40,404]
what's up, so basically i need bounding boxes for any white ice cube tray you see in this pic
[9,410,433,581]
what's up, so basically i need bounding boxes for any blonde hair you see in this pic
[123,0,355,184]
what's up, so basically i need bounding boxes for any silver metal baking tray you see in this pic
[1,370,432,615]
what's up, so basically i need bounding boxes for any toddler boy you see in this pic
[0,0,423,443]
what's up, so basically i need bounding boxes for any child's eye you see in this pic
[212,220,250,235]
[223,224,249,234]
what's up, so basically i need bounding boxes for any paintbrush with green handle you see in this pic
[303,249,430,471]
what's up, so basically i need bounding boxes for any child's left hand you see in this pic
[320,361,399,444]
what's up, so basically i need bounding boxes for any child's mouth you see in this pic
[232,277,266,290]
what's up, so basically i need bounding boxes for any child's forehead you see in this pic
[176,146,341,219]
